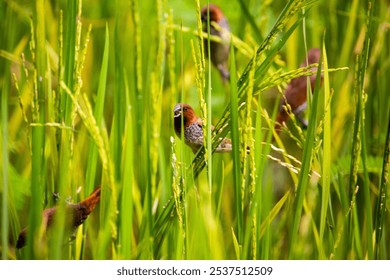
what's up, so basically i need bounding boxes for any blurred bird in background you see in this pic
[201,4,231,83]
[275,48,323,132]
[16,186,101,249]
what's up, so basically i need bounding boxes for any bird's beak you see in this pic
[173,104,182,118]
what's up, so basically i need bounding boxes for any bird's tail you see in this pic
[79,186,101,215]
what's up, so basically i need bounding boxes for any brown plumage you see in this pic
[275,48,322,132]
[173,103,232,153]
[201,4,230,82]
[16,186,101,249]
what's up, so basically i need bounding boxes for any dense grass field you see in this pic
[0,0,389,260]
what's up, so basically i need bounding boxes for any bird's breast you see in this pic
[184,123,204,150]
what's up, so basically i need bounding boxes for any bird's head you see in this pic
[173,103,197,136]
[201,4,224,24]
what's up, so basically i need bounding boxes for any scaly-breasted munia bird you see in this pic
[174,103,232,153]
[201,4,230,82]
[16,186,101,249]
[275,48,322,132]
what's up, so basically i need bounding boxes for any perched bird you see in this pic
[275,48,322,132]
[173,103,232,153]
[16,186,101,249]
[201,4,230,82]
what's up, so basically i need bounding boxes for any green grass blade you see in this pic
[27,0,47,259]
[319,42,331,259]
[203,0,213,190]
[119,72,135,259]
[112,0,127,183]
[359,0,375,259]
[347,55,363,258]
[374,116,389,259]
[229,43,243,248]
[1,62,10,260]
[1,2,13,260]
[347,1,375,259]
[82,23,109,259]
[259,191,290,238]
[288,49,323,259]
[85,24,109,194]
